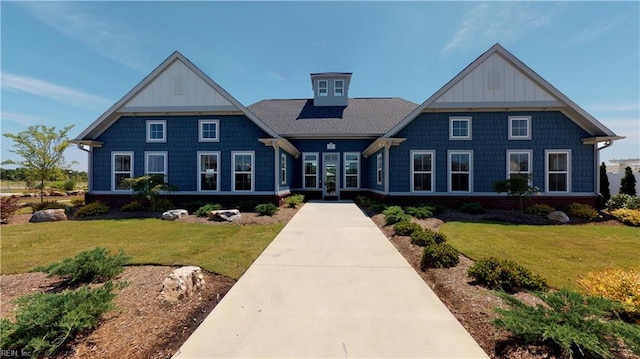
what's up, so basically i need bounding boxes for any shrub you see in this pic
[70,198,85,207]
[460,202,485,214]
[255,203,279,216]
[35,247,131,285]
[393,221,422,236]
[32,200,68,212]
[154,198,174,212]
[74,201,109,217]
[495,289,640,358]
[410,228,448,247]
[234,199,258,212]
[63,179,76,191]
[420,243,459,270]
[382,206,410,225]
[566,202,598,220]
[0,282,119,357]
[524,203,555,216]
[606,193,640,211]
[284,194,305,208]
[620,166,637,196]
[611,208,640,227]
[404,205,435,219]
[467,257,547,293]
[194,203,223,217]
[1,196,21,223]
[579,268,640,321]
[355,195,382,210]
[121,200,146,212]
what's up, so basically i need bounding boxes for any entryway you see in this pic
[322,153,339,200]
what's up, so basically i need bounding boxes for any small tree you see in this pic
[3,125,74,203]
[493,175,539,213]
[122,175,177,211]
[620,166,637,196]
[599,162,611,202]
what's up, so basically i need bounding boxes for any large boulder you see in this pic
[159,266,205,302]
[29,209,67,223]
[161,209,189,221]
[547,211,570,223]
[209,209,242,222]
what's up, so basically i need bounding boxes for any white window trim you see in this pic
[343,152,360,189]
[318,80,328,97]
[545,149,571,193]
[376,153,383,185]
[145,151,168,181]
[448,150,473,192]
[146,120,166,143]
[197,151,220,192]
[334,79,344,97]
[508,116,531,140]
[302,152,319,189]
[411,150,435,192]
[198,119,220,142]
[232,151,255,192]
[281,153,287,185]
[506,150,533,184]
[112,151,134,192]
[449,117,472,140]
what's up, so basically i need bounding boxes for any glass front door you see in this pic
[323,163,338,199]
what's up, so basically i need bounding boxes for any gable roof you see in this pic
[73,51,284,142]
[384,43,620,138]
[248,98,417,137]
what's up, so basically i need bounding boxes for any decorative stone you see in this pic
[66,190,85,196]
[161,209,189,221]
[209,209,242,222]
[50,191,68,197]
[29,209,67,223]
[547,211,570,223]
[159,266,205,302]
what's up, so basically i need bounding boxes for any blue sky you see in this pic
[1,1,638,171]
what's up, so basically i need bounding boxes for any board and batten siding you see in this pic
[91,115,275,193]
[391,111,595,194]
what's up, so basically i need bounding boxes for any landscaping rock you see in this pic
[547,211,570,223]
[29,209,67,223]
[50,191,68,197]
[159,266,205,302]
[209,209,242,222]
[161,209,189,221]
[66,190,85,196]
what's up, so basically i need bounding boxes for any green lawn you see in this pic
[441,222,640,290]
[1,219,284,279]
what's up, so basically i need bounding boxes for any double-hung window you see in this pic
[376,153,383,185]
[344,153,359,188]
[507,150,532,183]
[546,150,570,192]
[198,152,219,192]
[509,116,531,140]
[450,117,471,140]
[199,119,219,142]
[112,152,133,191]
[233,152,254,191]
[281,153,287,185]
[147,120,166,142]
[303,153,318,188]
[412,151,434,192]
[334,80,344,96]
[449,151,472,192]
[318,80,328,97]
[145,152,167,182]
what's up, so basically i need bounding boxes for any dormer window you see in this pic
[318,80,328,97]
[334,80,344,96]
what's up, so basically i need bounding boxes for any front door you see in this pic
[323,154,339,200]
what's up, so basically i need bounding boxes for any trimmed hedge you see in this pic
[420,243,459,270]
[393,221,422,236]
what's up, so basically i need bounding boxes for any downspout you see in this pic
[77,144,92,193]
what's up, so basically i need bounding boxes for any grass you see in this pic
[441,222,640,290]
[1,219,284,280]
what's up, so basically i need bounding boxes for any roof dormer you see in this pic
[310,72,352,107]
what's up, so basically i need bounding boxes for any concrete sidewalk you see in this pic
[173,201,488,358]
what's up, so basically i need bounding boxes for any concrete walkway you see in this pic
[173,201,488,358]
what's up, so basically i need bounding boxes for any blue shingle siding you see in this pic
[277,148,294,192]
[92,115,275,192]
[367,149,384,192]
[393,111,595,193]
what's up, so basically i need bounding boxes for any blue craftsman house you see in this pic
[73,44,623,208]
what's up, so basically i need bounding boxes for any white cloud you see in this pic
[0,111,42,126]
[17,2,148,71]
[566,16,626,47]
[1,72,111,109]
[587,103,640,113]
[441,3,556,56]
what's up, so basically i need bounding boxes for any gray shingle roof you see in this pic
[248,98,418,137]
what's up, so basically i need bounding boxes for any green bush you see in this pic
[63,179,76,191]
[467,257,548,293]
[382,206,410,225]
[194,203,223,217]
[566,202,598,220]
[154,198,174,212]
[70,198,85,207]
[120,200,146,212]
[32,200,68,212]
[460,202,485,214]
[74,201,109,217]
[410,228,447,247]
[255,203,279,216]
[495,289,640,358]
[35,247,131,285]
[420,243,459,270]
[524,203,555,216]
[234,199,258,212]
[0,282,119,357]
[606,193,640,211]
[404,205,435,219]
[355,195,383,210]
[284,194,305,208]
[393,221,422,236]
